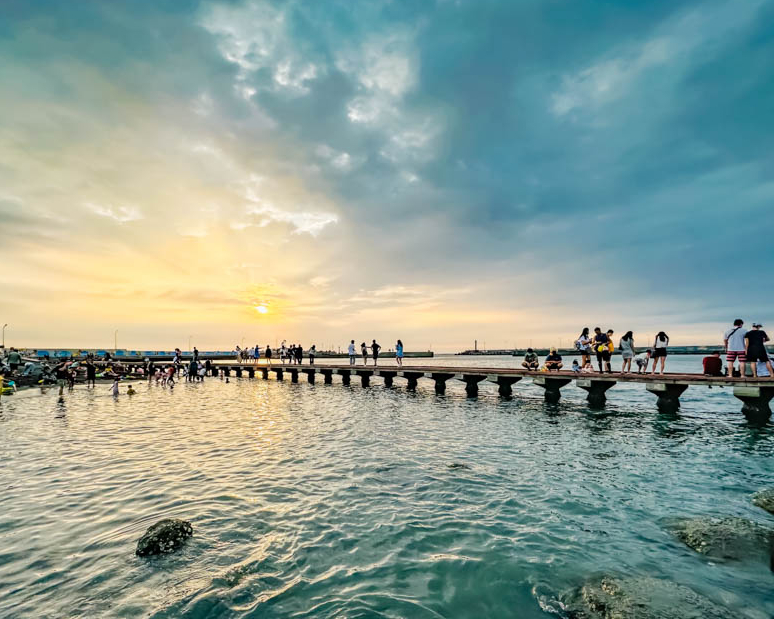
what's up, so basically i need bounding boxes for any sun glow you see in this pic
[255,305,269,314]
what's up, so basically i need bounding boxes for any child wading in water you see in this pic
[110,377,120,397]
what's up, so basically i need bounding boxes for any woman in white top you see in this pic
[619,331,636,373]
[651,332,669,374]
[576,327,593,369]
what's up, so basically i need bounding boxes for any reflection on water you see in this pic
[0,355,772,618]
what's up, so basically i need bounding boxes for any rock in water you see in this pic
[136,518,193,557]
[666,516,774,566]
[752,489,774,515]
[563,574,735,619]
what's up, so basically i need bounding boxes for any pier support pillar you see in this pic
[261,368,269,380]
[460,374,486,397]
[288,369,298,383]
[303,369,315,384]
[577,378,616,407]
[321,370,333,384]
[380,372,396,388]
[533,376,572,403]
[235,367,243,378]
[403,372,422,390]
[495,376,522,397]
[337,370,351,386]
[734,386,774,421]
[224,367,231,378]
[274,369,283,381]
[646,382,688,413]
[357,371,373,388]
[248,368,255,379]
[432,373,455,395]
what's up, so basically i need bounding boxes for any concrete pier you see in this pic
[576,377,616,407]
[733,386,774,420]
[533,375,572,403]
[646,382,689,413]
[208,363,774,418]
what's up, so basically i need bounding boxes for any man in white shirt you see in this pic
[348,340,356,365]
[723,318,748,377]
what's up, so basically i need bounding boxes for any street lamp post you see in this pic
[114,329,118,353]
[2,324,7,348]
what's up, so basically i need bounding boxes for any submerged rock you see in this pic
[136,518,193,557]
[447,462,471,470]
[563,574,735,619]
[666,516,774,566]
[752,489,774,515]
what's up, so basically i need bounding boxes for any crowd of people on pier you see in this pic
[233,339,405,367]
[516,319,772,378]
[1,317,772,401]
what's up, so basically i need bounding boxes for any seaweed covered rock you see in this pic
[752,489,774,515]
[136,518,193,557]
[666,516,773,566]
[563,574,735,619]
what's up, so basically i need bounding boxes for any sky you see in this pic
[1,0,773,352]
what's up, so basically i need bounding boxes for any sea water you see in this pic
[1,355,772,618]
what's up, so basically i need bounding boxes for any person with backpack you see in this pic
[575,328,593,369]
[723,319,747,377]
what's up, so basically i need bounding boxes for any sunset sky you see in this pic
[2,0,773,351]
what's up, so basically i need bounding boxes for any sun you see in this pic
[255,305,269,314]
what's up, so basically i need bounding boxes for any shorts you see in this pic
[9,363,19,372]
[596,350,611,361]
[726,350,746,363]
[57,378,66,387]
[652,348,667,359]
[746,349,769,363]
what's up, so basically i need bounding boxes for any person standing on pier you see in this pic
[724,319,747,377]
[371,340,381,366]
[593,328,612,373]
[193,347,199,362]
[265,345,272,366]
[295,344,303,365]
[575,328,593,369]
[361,342,368,365]
[348,340,356,365]
[308,345,316,365]
[651,332,669,374]
[280,341,287,364]
[619,331,636,373]
[396,340,404,366]
[745,323,772,378]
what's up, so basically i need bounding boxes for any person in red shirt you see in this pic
[702,352,724,377]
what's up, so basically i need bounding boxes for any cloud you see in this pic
[84,202,143,223]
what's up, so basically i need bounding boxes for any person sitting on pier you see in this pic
[544,348,563,371]
[571,360,581,373]
[634,349,651,373]
[702,351,724,377]
[522,348,539,371]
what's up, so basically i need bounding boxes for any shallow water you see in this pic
[1,355,773,618]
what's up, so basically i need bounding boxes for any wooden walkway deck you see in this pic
[212,363,774,418]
